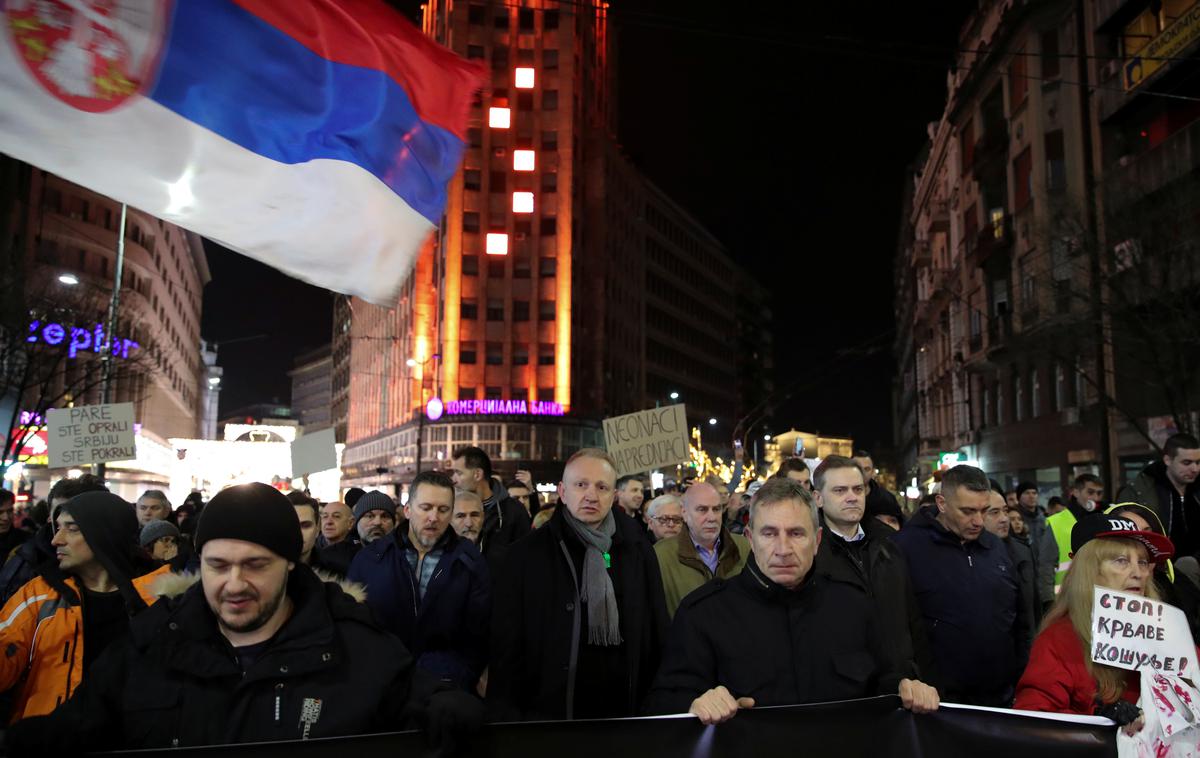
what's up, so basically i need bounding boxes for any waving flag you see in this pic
[0,0,482,303]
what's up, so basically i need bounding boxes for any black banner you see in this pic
[104,697,1117,758]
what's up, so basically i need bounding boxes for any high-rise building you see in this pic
[289,346,333,432]
[336,1,772,491]
[5,164,209,501]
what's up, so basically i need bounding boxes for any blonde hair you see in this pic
[563,448,618,476]
[1041,537,1161,703]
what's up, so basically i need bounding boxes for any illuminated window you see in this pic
[513,150,536,171]
[515,67,536,89]
[489,107,511,128]
[486,233,509,256]
[513,192,534,213]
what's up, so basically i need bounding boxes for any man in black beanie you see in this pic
[8,482,483,751]
[0,491,166,722]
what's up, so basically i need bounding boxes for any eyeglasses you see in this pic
[653,516,684,526]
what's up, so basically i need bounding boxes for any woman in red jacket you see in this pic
[1014,513,1176,735]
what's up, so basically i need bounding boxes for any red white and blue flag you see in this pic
[1,0,481,303]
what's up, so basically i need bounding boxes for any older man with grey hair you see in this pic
[646,477,938,724]
[654,482,749,617]
[644,494,684,543]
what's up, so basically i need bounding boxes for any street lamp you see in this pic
[763,434,772,441]
[708,417,717,426]
[58,273,79,286]
[409,354,439,475]
[669,392,680,401]
[207,377,221,386]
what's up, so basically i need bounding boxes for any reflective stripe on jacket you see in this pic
[0,565,168,721]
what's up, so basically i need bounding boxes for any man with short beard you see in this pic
[349,471,490,692]
[452,490,485,544]
[7,482,483,749]
[353,491,397,544]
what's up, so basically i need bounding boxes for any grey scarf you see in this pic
[562,509,623,646]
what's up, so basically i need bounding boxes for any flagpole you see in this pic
[94,202,126,481]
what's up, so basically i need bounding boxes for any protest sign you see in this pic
[1091,587,1195,675]
[291,428,338,478]
[602,404,689,476]
[46,403,136,468]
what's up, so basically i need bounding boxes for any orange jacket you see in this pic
[0,564,169,721]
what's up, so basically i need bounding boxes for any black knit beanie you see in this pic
[58,491,146,612]
[195,483,302,563]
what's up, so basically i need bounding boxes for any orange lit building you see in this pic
[338,1,772,489]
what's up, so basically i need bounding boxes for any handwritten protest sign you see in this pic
[46,402,136,468]
[1091,587,1195,675]
[603,404,689,477]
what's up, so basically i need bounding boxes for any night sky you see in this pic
[201,1,972,453]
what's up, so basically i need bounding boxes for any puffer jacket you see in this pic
[0,564,169,721]
[6,564,421,751]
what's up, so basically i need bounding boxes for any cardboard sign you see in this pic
[602,404,689,477]
[1091,587,1195,674]
[290,427,337,478]
[46,402,136,468]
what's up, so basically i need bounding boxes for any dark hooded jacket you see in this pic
[891,505,1029,706]
[488,506,668,721]
[1117,460,1200,560]
[347,521,490,691]
[478,486,532,576]
[6,564,420,750]
[645,558,909,714]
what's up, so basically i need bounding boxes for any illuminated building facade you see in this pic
[338,1,772,490]
[6,165,210,501]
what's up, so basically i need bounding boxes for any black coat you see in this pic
[0,524,52,605]
[316,539,360,577]
[814,522,932,680]
[348,523,490,690]
[1004,533,1039,656]
[478,494,532,575]
[7,564,418,750]
[487,506,668,721]
[645,559,908,714]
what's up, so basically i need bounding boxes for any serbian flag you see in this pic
[0,0,482,303]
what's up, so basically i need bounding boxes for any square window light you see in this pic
[488,107,511,128]
[486,233,509,256]
[513,192,534,213]
[513,150,536,171]
[514,67,536,89]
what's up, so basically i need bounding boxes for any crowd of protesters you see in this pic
[0,432,1194,751]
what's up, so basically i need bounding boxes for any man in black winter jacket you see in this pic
[488,448,668,721]
[0,473,107,604]
[6,482,479,751]
[348,471,490,692]
[451,446,531,574]
[811,456,933,680]
[646,477,938,724]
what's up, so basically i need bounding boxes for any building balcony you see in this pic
[928,267,954,306]
[971,130,1010,178]
[969,215,1013,268]
[930,199,950,232]
[911,238,932,265]
[1107,118,1200,207]
[987,311,1013,352]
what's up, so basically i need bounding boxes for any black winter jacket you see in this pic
[0,525,52,605]
[7,564,419,750]
[348,523,490,690]
[478,494,531,575]
[645,559,908,714]
[815,521,932,680]
[891,506,1029,706]
[487,506,668,721]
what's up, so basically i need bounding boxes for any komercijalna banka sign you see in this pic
[442,399,564,417]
